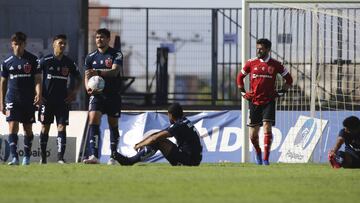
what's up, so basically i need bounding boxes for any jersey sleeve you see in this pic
[1,61,9,78]
[338,128,346,139]
[84,55,92,70]
[113,51,123,66]
[166,123,180,138]
[277,62,293,85]
[236,60,251,87]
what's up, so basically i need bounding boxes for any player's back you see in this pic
[339,128,360,154]
[1,50,39,103]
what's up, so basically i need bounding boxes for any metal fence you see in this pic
[88,6,360,109]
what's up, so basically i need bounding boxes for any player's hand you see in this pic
[276,89,287,97]
[134,143,143,152]
[34,94,42,106]
[85,69,98,79]
[328,149,336,158]
[241,91,254,101]
[86,88,102,96]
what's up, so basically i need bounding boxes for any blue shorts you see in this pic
[38,103,69,125]
[88,94,121,117]
[5,102,36,123]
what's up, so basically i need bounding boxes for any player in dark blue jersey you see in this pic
[328,116,360,168]
[114,103,203,166]
[0,32,42,165]
[83,28,123,164]
[38,34,81,164]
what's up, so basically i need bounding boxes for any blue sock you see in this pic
[40,132,49,159]
[57,131,66,160]
[110,126,120,157]
[8,134,18,159]
[88,124,100,158]
[128,146,158,164]
[24,134,34,158]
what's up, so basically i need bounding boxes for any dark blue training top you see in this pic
[1,50,40,103]
[166,117,203,155]
[40,54,81,104]
[339,128,360,155]
[84,47,123,96]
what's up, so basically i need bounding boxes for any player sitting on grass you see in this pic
[113,103,203,166]
[328,116,360,169]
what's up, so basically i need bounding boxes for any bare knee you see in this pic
[263,122,272,134]
[22,124,33,136]
[57,124,66,132]
[88,111,101,125]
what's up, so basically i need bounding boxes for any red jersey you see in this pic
[237,56,293,105]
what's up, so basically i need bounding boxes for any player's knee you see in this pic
[88,111,101,125]
[57,125,66,132]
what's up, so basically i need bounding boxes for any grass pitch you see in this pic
[0,163,359,203]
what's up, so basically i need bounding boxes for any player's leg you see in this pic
[38,104,54,164]
[249,102,263,165]
[7,121,20,165]
[262,100,276,165]
[104,94,121,165]
[22,123,34,165]
[83,96,102,164]
[55,104,69,164]
[156,139,199,166]
[113,144,158,165]
[107,116,120,165]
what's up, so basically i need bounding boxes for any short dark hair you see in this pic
[343,116,360,131]
[53,34,67,42]
[256,38,271,49]
[11,32,27,43]
[168,103,183,119]
[96,28,111,38]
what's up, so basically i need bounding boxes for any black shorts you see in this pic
[38,103,69,125]
[248,100,276,127]
[165,142,202,166]
[339,150,360,168]
[88,94,121,117]
[5,102,35,124]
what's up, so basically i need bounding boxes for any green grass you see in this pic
[0,163,359,203]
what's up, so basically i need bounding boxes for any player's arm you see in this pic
[276,66,293,97]
[134,131,171,151]
[96,63,121,78]
[329,136,345,157]
[65,63,82,103]
[236,61,252,100]
[34,73,42,106]
[0,77,7,115]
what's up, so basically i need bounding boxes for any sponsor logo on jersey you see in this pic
[61,67,69,76]
[24,64,32,73]
[92,61,97,65]
[9,66,14,70]
[105,58,112,68]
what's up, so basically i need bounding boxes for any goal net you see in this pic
[243,1,360,163]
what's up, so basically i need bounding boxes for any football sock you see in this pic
[250,135,262,154]
[57,131,66,160]
[88,124,100,158]
[264,133,273,161]
[8,133,19,159]
[128,146,158,164]
[110,126,120,158]
[40,132,49,160]
[24,134,34,157]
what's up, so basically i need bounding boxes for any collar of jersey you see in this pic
[259,55,270,63]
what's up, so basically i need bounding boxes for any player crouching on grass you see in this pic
[113,103,203,166]
[328,116,360,169]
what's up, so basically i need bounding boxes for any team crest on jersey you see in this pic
[61,67,69,76]
[24,64,32,73]
[105,58,113,68]
[268,66,274,74]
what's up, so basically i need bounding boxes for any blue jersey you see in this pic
[1,50,40,103]
[40,54,80,104]
[166,117,203,155]
[339,128,360,155]
[84,47,123,96]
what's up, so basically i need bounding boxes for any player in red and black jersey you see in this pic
[236,38,293,165]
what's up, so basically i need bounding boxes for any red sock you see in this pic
[250,136,261,154]
[264,133,273,161]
